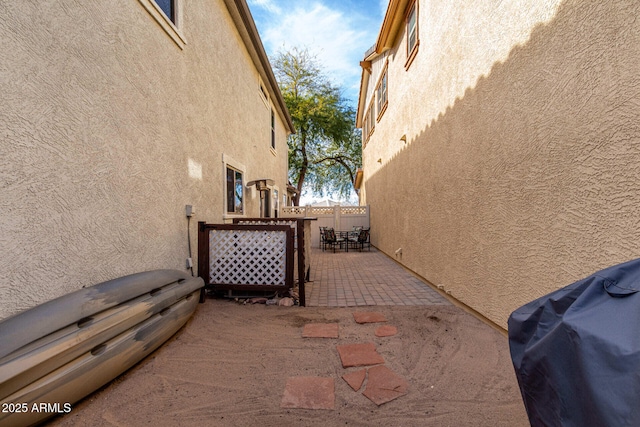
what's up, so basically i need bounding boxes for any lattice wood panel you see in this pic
[198,223,294,298]
[233,218,311,306]
[310,207,335,215]
[282,206,306,215]
[340,206,368,215]
[209,229,287,286]
[236,220,298,244]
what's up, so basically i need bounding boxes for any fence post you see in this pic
[296,219,306,307]
[197,221,208,303]
[334,204,341,230]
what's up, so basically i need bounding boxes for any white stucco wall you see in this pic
[361,0,640,328]
[0,0,290,319]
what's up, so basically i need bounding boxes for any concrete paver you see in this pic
[375,325,398,337]
[342,369,367,392]
[336,343,385,368]
[353,311,387,323]
[302,323,339,338]
[280,377,335,410]
[282,248,450,411]
[362,365,409,406]
[306,247,450,307]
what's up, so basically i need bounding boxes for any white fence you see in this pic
[281,205,370,248]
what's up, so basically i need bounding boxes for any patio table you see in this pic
[336,231,359,252]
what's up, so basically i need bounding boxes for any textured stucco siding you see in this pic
[0,1,289,319]
[361,0,640,328]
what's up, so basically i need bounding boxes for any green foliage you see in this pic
[272,48,362,205]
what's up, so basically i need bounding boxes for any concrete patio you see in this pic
[305,247,450,307]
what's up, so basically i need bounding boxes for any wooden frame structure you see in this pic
[233,218,311,306]
[198,222,294,301]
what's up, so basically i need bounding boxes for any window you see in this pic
[376,68,388,119]
[222,154,246,216]
[271,108,276,150]
[363,99,376,146]
[155,0,174,23]
[226,166,243,214]
[363,114,369,144]
[405,1,419,69]
[138,0,185,49]
[368,102,376,132]
[259,82,269,105]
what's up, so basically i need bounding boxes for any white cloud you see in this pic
[379,0,390,17]
[247,0,282,14]
[254,1,379,103]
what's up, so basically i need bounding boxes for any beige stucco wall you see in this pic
[0,0,290,320]
[361,0,640,329]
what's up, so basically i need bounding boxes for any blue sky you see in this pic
[247,0,389,108]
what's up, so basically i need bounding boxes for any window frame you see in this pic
[270,108,276,151]
[375,63,388,121]
[259,78,270,107]
[405,0,419,70]
[155,0,174,23]
[226,167,244,215]
[363,97,376,147]
[138,0,186,49]
[222,155,246,218]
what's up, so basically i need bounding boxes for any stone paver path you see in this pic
[301,323,339,338]
[336,343,385,368]
[353,311,387,323]
[284,311,409,409]
[306,247,450,307]
[362,366,409,406]
[342,369,367,392]
[280,377,335,410]
[375,325,398,337]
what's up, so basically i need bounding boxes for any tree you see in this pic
[272,48,361,205]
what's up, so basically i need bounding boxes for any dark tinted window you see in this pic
[155,0,174,22]
[226,167,243,214]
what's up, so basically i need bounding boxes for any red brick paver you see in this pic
[280,377,335,410]
[362,365,409,406]
[353,311,387,324]
[342,369,367,392]
[306,247,450,307]
[336,343,385,368]
[375,325,398,337]
[302,323,339,338]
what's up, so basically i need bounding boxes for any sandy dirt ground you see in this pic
[48,299,529,427]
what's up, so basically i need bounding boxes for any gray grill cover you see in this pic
[508,258,640,427]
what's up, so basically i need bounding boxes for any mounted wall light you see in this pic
[247,178,274,192]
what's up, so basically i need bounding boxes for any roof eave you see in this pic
[355,62,371,128]
[374,0,411,54]
[224,0,295,134]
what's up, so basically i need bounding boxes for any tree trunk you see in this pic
[292,132,308,206]
[293,165,306,206]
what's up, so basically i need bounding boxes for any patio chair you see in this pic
[324,228,345,253]
[319,227,328,251]
[350,228,371,251]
